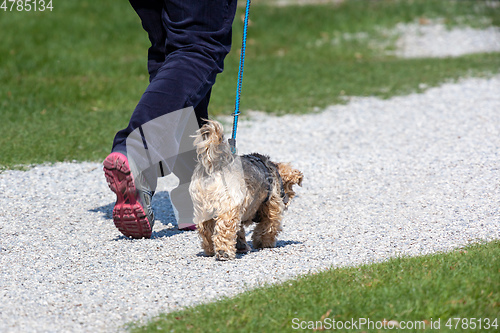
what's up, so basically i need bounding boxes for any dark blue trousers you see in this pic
[111,0,237,225]
[112,0,238,153]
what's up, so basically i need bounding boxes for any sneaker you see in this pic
[103,152,155,239]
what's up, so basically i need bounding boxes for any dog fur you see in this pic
[189,120,303,260]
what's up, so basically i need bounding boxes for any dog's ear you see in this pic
[198,120,224,144]
[193,120,231,174]
[276,162,303,187]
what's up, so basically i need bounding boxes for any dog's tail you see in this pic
[194,120,234,174]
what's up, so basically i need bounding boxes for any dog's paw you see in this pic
[236,243,251,253]
[203,250,215,257]
[215,250,234,261]
[252,239,276,249]
[236,238,251,253]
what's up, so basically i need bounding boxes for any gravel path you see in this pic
[1,75,499,332]
[393,20,500,58]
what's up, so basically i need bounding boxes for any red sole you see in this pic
[103,152,152,239]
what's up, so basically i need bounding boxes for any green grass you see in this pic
[214,0,500,113]
[1,0,500,167]
[131,241,500,332]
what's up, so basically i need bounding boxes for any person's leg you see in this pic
[106,0,237,236]
[194,88,211,128]
[103,0,165,239]
[112,0,237,154]
[170,88,210,230]
[129,0,213,125]
[159,0,236,229]
[128,0,166,82]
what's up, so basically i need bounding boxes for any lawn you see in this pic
[131,241,500,332]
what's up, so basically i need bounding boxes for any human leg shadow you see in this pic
[90,191,188,239]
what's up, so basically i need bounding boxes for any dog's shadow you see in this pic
[196,239,303,259]
[91,191,186,240]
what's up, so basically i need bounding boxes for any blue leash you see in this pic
[229,0,251,154]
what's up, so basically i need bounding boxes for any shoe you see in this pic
[103,152,155,239]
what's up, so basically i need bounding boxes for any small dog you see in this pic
[189,120,303,260]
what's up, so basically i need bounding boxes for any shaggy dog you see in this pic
[189,120,303,260]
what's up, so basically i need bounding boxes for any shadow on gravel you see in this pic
[275,240,303,248]
[151,228,184,238]
[90,202,114,219]
[194,240,303,259]
[150,191,178,227]
[91,194,305,244]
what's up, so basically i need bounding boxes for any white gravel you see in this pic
[393,20,500,58]
[1,75,499,332]
[312,18,500,58]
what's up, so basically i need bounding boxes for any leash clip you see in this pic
[228,138,237,154]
